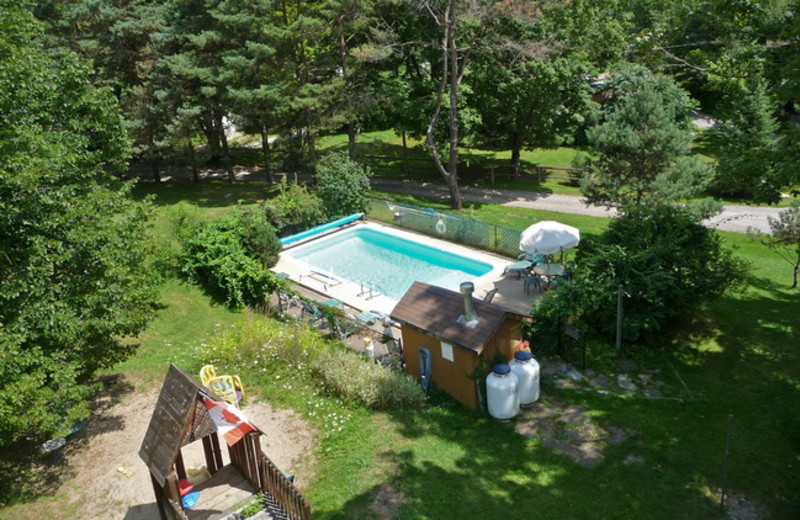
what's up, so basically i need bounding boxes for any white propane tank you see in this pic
[509,350,540,406]
[486,364,519,420]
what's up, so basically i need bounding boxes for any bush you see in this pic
[315,151,372,218]
[534,204,748,349]
[182,209,281,309]
[311,349,426,409]
[238,207,281,268]
[264,177,324,235]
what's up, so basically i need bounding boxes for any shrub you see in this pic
[182,209,281,309]
[238,207,281,268]
[315,151,372,218]
[264,177,324,234]
[534,204,748,349]
[311,349,426,409]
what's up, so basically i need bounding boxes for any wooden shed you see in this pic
[139,363,311,520]
[390,282,529,409]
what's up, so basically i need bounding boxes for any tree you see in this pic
[759,200,800,289]
[315,151,372,218]
[0,3,159,446]
[533,204,747,349]
[579,66,715,210]
[471,57,592,178]
[712,79,783,202]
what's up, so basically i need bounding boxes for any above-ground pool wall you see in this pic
[401,318,524,410]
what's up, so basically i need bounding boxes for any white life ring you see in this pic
[436,219,447,234]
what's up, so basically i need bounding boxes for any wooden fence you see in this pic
[258,451,312,520]
[361,154,581,185]
[229,431,312,520]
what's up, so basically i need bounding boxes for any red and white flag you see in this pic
[203,397,255,446]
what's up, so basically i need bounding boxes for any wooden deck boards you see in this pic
[185,464,267,520]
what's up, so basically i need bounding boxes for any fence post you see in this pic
[490,166,495,183]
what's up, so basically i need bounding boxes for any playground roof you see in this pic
[138,364,225,486]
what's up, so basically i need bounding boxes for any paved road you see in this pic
[128,164,783,234]
[371,178,783,234]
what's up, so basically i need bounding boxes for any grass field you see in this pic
[2,173,797,519]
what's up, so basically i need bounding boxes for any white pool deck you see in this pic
[273,219,537,316]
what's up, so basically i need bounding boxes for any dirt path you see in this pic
[61,379,316,520]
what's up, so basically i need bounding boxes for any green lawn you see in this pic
[2,179,797,520]
[141,182,800,519]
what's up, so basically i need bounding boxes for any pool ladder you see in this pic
[358,281,387,301]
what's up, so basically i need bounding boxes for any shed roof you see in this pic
[138,364,231,487]
[390,282,526,354]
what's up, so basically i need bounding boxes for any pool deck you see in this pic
[273,219,539,317]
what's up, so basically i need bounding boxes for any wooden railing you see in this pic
[167,498,190,520]
[258,451,312,520]
[229,432,312,520]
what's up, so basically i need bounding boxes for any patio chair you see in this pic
[277,290,302,313]
[208,375,239,405]
[301,300,324,325]
[337,314,366,340]
[562,261,576,282]
[483,288,498,303]
[523,273,543,295]
[503,254,535,278]
[199,365,217,386]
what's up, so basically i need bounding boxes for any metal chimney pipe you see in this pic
[460,282,476,323]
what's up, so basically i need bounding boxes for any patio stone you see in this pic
[623,454,646,465]
[617,374,638,392]
[642,388,664,398]
[588,375,611,389]
[554,378,578,389]
[565,368,585,382]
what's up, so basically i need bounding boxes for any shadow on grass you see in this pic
[314,275,800,519]
[0,377,136,507]
[318,385,722,520]
[129,178,273,208]
[669,279,800,517]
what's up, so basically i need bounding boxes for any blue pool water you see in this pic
[286,227,492,300]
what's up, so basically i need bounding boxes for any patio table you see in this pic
[532,263,565,287]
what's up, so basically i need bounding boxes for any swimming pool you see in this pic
[285,227,493,301]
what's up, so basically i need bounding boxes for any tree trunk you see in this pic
[339,23,357,161]
[306,124,317,163]
[348,122,357,159]
[218,115,235,183]
[446,0,460,210]
[186,129,199,183]
[151,155,161,183]
[402,132,409,176]
[425,0,463,210]
[793,262,798,289]
[200,116,221,162]
[511,134,522,180]
[260,123,274,184]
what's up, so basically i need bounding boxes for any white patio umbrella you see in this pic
[519,221,580,256]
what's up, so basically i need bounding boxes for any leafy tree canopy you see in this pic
[760,199,800,289]
[579,65,716,213]
[0,2,159,446]
[533,204,747,349]
[315,151,372,219]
